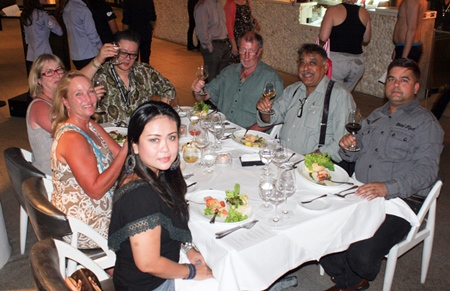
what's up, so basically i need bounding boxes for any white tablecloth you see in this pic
[175,120,386,291]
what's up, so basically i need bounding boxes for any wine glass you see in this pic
[111,42,122,65]
[193,127,210,165]
[268,187,285,227]
[271,139,288,168]
[345,108,362,152]
[259,80,276,115]
[278,166,296,219]
[259,144,274,177]
[202,148,217,174]
[210,113,224,151]
[196,65,209,95]
[259,176,276,212]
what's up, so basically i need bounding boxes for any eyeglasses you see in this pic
[118,52,138,60]
[297,97,308,118]
[238,48,259,56]
[41,67,65,77]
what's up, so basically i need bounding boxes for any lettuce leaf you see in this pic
[304,153,335,171]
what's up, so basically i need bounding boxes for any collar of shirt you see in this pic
[381,98,420,116]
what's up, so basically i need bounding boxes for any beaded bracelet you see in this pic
[183,263,196,280]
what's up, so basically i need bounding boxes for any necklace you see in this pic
[443,0,450,18]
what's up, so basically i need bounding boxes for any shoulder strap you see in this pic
[319,80,335,147]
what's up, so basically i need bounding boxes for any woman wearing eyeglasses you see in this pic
[26,54,66,175]
[81,30,176,126]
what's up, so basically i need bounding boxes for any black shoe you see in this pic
[187,45,196,51]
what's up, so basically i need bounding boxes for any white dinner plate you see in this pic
[104,127,127,145]
[299,194,331,211]
[297,161,349,189]
[231,129,271,148]
[189,190,252,224]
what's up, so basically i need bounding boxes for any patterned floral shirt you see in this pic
[94,62,176,125]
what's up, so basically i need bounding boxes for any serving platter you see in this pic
[188,190,252,224]
[297,161,349,189]
[231,129,271,148]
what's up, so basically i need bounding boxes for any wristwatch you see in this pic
[181,242,196,253]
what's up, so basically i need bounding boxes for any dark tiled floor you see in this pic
[0,14,449,291]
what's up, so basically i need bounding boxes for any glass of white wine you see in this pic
[260,80,276,115]
[195,65,209,95]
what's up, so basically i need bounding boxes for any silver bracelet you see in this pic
[181,242,196,253]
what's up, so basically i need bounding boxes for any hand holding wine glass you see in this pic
[345,108,362,152]
[195,65,209,95]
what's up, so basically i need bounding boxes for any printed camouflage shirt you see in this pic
[94,62,176,125]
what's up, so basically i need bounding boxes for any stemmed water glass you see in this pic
[209,113,224,151]
[345,108,362,152]
[202,148,217,174]
[196,65,209,95]
[271,139,288,168]
[278,166,296,219]
[259,80,276,115]
[268,187,285,227]
[259,143,275,177]
[93,79,106,118]
[111,42,122,65]
[259,176,276,213]
[193,127,210,165]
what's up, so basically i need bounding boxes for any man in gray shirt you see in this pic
[320,58,444,291]
[191,31,284,130]
[256,43,355,162]
[194,0,230,82]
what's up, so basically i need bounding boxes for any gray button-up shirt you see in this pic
[206,60,284,129]
[340,99,444,198]
[257,77,355,161]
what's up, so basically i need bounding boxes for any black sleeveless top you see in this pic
[329,4,366,54]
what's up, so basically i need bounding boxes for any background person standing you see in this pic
[194,0,230,82]
[187,0,200,50]
[122,0,156,64]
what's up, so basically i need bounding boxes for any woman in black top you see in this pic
[108,101,213,290]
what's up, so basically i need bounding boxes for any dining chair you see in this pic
[318,180,443,290]
[22,176,116,275]
[29,238,114,291]
[3,147,46,254]
[270,124,282,139]
[382,180,443,291]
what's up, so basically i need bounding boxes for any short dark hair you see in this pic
[238,31,263,49]
[387,58,421,82]
[297,43,328,63]
[114,29,141,46]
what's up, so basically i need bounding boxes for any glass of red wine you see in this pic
[345,108,362,152]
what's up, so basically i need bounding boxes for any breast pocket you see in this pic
[384,129,414,160]
[303,104,321,129]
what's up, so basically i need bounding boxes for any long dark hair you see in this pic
[118,101,188,217]
[21,0,43,26]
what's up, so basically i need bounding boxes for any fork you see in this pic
[301,194,327,204]
[215,219,259,239]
